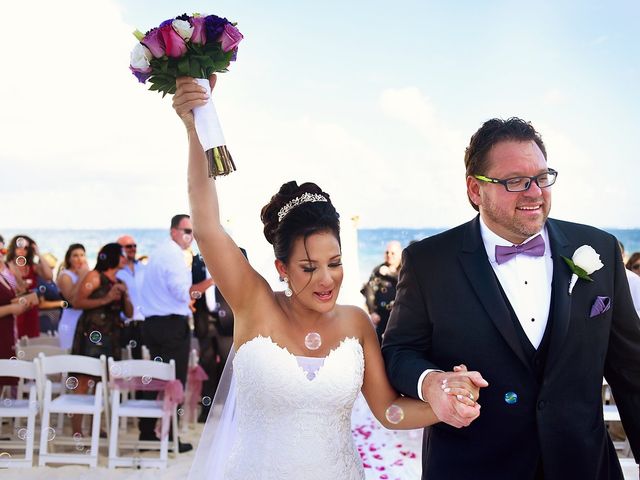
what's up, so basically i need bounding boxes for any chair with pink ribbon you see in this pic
[107,358,183,469]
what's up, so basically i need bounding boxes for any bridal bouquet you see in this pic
[129,13,243,177]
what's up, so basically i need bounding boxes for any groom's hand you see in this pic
[422,370,488,428]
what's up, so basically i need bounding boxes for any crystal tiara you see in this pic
[277,192,328,222]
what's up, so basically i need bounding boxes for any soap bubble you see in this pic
[177,408,184,416]
[128,340,137,348]
[141,375,152,385]
[17,428,28,440]
[385,404,405,424]
[153,356,163,363]
[15,256,27,267]
[201,396,212,407]
[17,350,25,359]
[304,332,322,350]
[66,376,79,390]
[16,237,27,248]
[89,331,102,343]
[45,427,56,441]
[190,291,202,299]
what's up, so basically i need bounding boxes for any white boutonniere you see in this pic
[561,245,604,295]
[379,265,391,276]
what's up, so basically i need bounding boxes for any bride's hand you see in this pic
[172,75,217,132]
[442,364,482,407]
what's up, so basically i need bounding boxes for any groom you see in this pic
[382,117,640,479]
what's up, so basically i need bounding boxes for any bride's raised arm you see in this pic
[172,75,270,321]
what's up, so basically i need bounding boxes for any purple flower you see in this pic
[159,24,187,58]
[204,15,230,44]
[190,16,207,45]
[219,23,243,52]
[141,28,165,58]
[159,18,174,28]
[130,65,151,83]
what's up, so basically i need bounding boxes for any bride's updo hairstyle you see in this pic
[260,181,340,263]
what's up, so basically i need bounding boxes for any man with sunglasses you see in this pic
[383,117,640,479]
[138,214,201,452]
[116,235,146,358]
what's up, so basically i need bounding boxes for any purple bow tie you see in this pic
[495,234,545,265]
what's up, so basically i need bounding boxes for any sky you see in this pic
[1,0,639,235]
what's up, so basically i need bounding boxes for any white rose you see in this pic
[130,43,152,69]
[572,245,604,275]
[172,19,194,41]
[379,265,390,276]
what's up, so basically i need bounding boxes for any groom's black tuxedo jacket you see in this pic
[382,216,640,480]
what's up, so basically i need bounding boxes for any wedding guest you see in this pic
[627,251,640,276]
[620,244,640,317]
[70,243,132,436]
[6,235,53,338]
[36,253,66,333]
[361,240,402,343]
[0,237,38,386]
[138,214,210,452]
[116,235,146,358]
[57,244,89,349]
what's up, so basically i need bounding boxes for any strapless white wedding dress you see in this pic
[224,335,366,480]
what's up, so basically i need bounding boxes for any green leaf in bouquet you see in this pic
[177,56,190,76]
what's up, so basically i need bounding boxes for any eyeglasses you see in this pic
[123,244,137,249]
[474,168,558,192]
[632,263,640,271]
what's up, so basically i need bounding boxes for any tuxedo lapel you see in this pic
[543,219,574,375]
[458,216,530,370]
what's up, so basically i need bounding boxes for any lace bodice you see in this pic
[225,335,366,480]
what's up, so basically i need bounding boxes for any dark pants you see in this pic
[121,320,145,359]
[138,314,190,438]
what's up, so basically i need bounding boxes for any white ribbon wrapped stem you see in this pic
[193,78,236,177]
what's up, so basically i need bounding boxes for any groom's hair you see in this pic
[464,117,547,211]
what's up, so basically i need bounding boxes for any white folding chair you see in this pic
[0,360,39,468]
[141,345,151,360]
[38,354,109,467]
[108,358,179,468]
[602,378,631,456]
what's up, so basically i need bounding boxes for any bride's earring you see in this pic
[283,277,293,297]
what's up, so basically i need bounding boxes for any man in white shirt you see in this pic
[382,117,640,479]
[116,235,145,358]
[138,214,212,452]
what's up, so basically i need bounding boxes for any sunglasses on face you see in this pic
[178,228,193,235]
[123,244,137,249]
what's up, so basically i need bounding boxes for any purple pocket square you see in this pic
[590,296,611,317]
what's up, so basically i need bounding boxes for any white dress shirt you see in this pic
[117,260,146,321]
[479,217,553,349]
[417,218,553,401]
[140,239,191,317]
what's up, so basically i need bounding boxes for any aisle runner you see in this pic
[351,395,423,480]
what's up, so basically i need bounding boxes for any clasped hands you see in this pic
[423,365,489,428]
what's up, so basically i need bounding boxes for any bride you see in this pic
[172,75,483,479]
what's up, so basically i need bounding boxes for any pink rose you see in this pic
[219,24,243,52]
[159,24,187,58]
[190,17,207,45]
[141,28,165,58]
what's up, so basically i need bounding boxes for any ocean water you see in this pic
[1,226,639,287]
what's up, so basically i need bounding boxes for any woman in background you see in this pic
[0,234,38,386]
[57,244,89,349]
[70,243,132,436]
[6,235,53,338]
